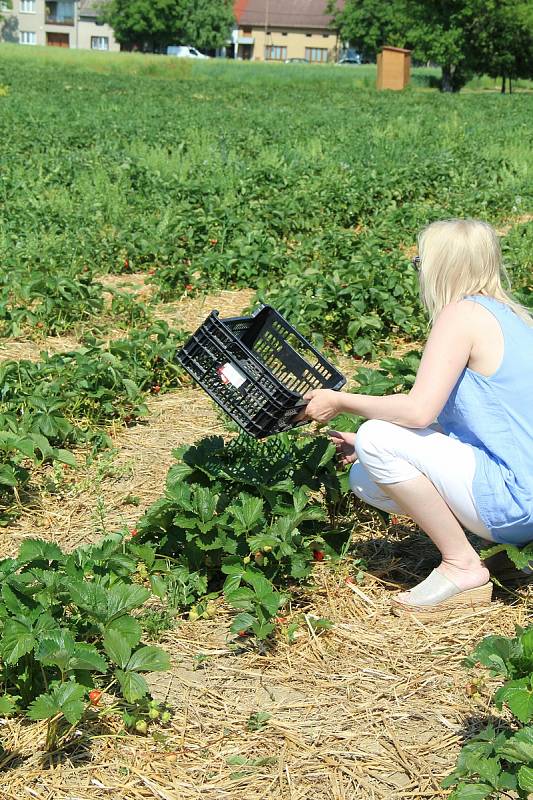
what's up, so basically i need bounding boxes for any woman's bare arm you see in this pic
[302,302,477,426]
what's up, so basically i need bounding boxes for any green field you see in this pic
[0,44,532,800]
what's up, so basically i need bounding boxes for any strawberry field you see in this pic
[0,45,532,799]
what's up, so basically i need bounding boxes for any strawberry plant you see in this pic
[443,626,533,798]
[0,536,170,750]
[130,431,355,641]
[352,350,421,395]
[0,322,187,518]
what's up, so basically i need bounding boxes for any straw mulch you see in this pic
[0,333,81,363]
[154,288,256,332]
[0,389,226,560]
[0,286,531,799]
[0,552,529,799]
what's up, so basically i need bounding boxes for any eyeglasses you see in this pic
[411,256,421,271]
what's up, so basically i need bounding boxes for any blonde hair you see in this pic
[417,219,533,326]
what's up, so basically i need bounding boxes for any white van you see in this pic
[167,46,209,59]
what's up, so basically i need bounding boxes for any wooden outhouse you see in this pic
[376,46,411,90]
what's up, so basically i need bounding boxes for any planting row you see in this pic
[0,322,186,517]
[1,427,532,789]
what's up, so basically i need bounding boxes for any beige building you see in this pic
[1,0,119,50]
[233,0,342,63]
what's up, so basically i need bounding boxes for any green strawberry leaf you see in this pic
[105,615,142,649]
[103,627,132,669]
[0,695,17,715]
[115,669,149,702]
[18,539,64,565]
[1,619,35,664]
[126,646,170,673]
[518,765,533,791]
[105,584,151,622]
[27,681,86,725]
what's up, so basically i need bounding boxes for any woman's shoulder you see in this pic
[435,299,480,327]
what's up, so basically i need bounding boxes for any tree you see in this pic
[468,0,533,92]
[102,0,234,53]
[405,0,474,91]
[330,0,533,92]
[327,0,410,63]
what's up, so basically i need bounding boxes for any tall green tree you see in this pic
[468,0,533,92]
[327,0,409,62]
[330,0,533,92]
[102,0,234,53]
[405,0,474,91]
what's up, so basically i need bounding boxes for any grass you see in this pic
[1,42,532,90]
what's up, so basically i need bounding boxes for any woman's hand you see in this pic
[299,388,342,423]
[329,430,357,467]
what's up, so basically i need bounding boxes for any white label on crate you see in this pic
[217,362,247,388]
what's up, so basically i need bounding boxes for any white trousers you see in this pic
[349,419,493,540]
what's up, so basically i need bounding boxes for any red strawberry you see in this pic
[89,690,102,706]
[391,515,399,525]
[313,550,325,562]
[185,284,193,291]
[345,576,356,585]
[124,258,129,269]
[209,238,218,245]
[130,528,139,538]
[152,385,161,393]
[237,630,248,638]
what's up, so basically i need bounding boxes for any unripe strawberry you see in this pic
[188,607,199,622]
[135,719,148,734]
[148,707,160,720]
[243,555,251,564]
[161,711,172,723]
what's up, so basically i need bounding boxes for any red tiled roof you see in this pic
[234,0,342,31]
[233,0,249,21]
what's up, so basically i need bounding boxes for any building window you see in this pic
[282,31,287,36]
[322,33,329,38]
[20,30,36,44]
[305,47,329,63]
[20,0,35,11]
[265,45,286,61]
[305,33,312,37]
[45,1,74,24]
[243,27,252,35]
[91,35,109,50]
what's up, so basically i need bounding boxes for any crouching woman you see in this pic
[301,219,533,616]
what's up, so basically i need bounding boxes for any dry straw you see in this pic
[0,288,530,799]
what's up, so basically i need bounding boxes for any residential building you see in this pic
[233,0,343,63]
[0,0,119,51]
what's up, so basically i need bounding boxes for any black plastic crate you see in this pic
[176,305,346,438]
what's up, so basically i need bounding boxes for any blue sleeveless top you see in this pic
[438,295,533,545]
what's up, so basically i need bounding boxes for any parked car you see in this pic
[336,54,362,65]
[284,57,308,64]
[167,46,209,59]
